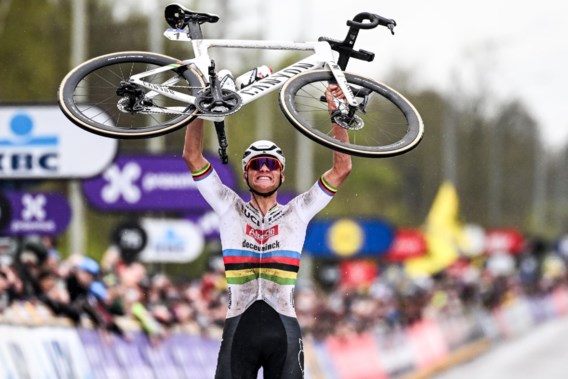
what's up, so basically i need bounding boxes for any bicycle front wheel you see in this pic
[58,51,205,139]
[279,70,424,157]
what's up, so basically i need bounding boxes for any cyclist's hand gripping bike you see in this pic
[58,3,424,162]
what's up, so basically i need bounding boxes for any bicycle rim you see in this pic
[58,52,204,139]
[279,70,424,157]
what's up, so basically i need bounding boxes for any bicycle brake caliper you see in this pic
[326,63,364,130]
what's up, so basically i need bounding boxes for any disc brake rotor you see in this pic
[333,114,364,130]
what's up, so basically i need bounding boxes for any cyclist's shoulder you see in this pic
[281,178,335,220]
[194,165,243,205]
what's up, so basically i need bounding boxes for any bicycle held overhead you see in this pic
[58,3,423,160]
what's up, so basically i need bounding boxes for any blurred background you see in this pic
[1,0,568,378]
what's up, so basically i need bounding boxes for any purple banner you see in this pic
[77,329,220,378]
[82,154,236,212]
[0,192,71,236]
[163,334,220,378]
[79,329,123,378]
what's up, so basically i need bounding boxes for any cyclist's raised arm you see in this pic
[322,85,352,189]
[183,118,210,172]
[183,118,238,215]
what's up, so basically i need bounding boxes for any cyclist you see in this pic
[183,84,351,379]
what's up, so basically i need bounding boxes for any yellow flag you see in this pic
[405,181,464,278]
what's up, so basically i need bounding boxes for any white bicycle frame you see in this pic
[128,28,359,116]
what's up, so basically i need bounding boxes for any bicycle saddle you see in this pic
[165,3,219,29]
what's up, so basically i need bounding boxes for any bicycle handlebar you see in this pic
[318,12,397,70]
[348,12,379,29]
[347,12,396,34]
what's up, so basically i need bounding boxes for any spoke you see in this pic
[293,78,412,148]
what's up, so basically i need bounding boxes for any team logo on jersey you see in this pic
[246,224,279,244]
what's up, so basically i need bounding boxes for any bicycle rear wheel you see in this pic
[58,51,205,139]
[279,69,423,157]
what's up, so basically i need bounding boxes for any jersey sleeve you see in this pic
[191,162,240,215]
[291,175,338,223]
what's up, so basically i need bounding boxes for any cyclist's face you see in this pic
[244,157,284,193]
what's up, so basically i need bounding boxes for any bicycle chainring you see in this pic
[195,88,242,116]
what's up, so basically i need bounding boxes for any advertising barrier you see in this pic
[81,329,221,379]
[0,325,93,379]
[1,288,568,379]
[325,333,388,379]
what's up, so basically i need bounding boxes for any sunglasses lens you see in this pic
[249,157,281,171]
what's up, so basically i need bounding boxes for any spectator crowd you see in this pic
[1,235,568,343]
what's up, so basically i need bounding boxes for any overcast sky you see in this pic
[121,0,567,149]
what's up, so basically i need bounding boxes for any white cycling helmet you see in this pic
[242,140,286,172]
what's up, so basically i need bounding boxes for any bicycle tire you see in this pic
[58,51,205,139]
[279,69,423,157]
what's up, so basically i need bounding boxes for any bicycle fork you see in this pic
[325,62,365,130]
[326,62,359,107]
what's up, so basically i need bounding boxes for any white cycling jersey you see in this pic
[192,162,337,318]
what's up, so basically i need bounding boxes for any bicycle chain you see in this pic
[137,85,205,115]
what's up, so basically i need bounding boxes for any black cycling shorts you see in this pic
[214,300,304,379]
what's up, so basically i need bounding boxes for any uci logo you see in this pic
[0,113,59,173]
[242,206,261,227]
[102,162,142,203]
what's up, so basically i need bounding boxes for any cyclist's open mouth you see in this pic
[256,175,273,182]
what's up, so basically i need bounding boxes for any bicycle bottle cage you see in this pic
[165,3,219,39]
[319,12,396,70]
